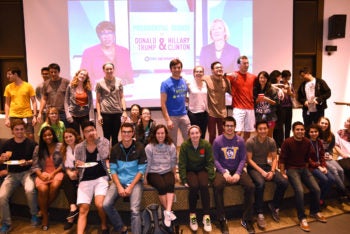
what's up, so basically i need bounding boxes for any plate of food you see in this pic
[3,160,22,165]
[77,162,98,168]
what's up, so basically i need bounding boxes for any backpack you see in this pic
[142,203,172,234]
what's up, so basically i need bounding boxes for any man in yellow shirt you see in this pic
[4,67,37,140]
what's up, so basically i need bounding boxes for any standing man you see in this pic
[226,55,256,141]
[0,119,39,233]
[103,122,147,234]
[35,67,50,121]
[246,120,288,229]
[202,61,231,144]
[297,67,331,128]
[4,67,37,140]
[279,121,326,232]
[212,116,255,234]
[160,58,191,146]
[38,63,70,125]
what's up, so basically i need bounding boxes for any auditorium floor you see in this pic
[8,199,350,233]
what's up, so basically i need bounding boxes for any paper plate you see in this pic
[77,162,98,168]
[3,160,22,165]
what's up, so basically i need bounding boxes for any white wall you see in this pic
[322,0,350,130]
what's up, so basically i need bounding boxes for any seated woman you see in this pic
[32,126,64,231]
[307,124,335,208]
[318,117,350,200]
[60,128,82,230]
[144,124,177,228]
[75,121,110,234]
[178,125,215,232]
[136,108,156,146]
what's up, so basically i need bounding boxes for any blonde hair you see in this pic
[70,69,92,91]
[210,18,230,41]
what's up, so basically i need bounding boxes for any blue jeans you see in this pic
[287,168,320,220]
[103,181,143,233]
[0,171,38,225]
[248,165,289,213]
[311,168,335,201]
[326,160,347,195]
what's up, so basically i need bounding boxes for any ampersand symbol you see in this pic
[159,38,166,50]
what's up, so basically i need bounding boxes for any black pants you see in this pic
[213,171,255,221]
[186,170,211,215]
[61,173,78,205]
[101,113,122,146]
[147,171,175,195]
[187,111,208,139]
[273,107,292,148]
[302,109,324,129]
[67,115,90,136]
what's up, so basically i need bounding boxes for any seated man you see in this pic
[0,119,39,233]
[280,121,326,232]
[212,116,255,234]
[246,120,288,230]
[75,121,110,234]
[103,122,147,234]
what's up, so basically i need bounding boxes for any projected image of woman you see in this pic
[199,19,240,75]
[80,21,134,88]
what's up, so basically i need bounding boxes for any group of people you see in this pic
[1,54,349,234]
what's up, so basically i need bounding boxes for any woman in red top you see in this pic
[64,69,94,135]
[32,126,63,231]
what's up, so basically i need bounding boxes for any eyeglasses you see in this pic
[121,131,133,134]
[224,125,235,128]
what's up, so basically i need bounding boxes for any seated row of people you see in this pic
[1,116,350,233]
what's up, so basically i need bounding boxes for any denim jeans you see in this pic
[248,165,289,213]
[0,171,38,225]
[326,160,347,195]
[287,168,320,220]
[103,181,143,233]
[311,168,335,200]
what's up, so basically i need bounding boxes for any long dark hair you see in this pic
[38,126,59,160]
[254,71,273,97]
[148,124,173,145]
[318,117,333,143]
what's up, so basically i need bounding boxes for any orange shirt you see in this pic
[228,72,256,109]
[75,91,88,107]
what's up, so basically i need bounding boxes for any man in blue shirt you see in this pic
[160,59,191,146]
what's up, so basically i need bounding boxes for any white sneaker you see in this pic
[167,210,177,221]
[203,215,212,232]
[189,214,198,231]
[163,210,172,227]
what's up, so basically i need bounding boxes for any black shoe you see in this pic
[241,219,255,234]
[101,227,109,234]
[268,202,280,223]
[63,221,74,230]
[219,219,229,234]
[66,209,79,219]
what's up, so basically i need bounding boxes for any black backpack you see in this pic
[142,203,173,234]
